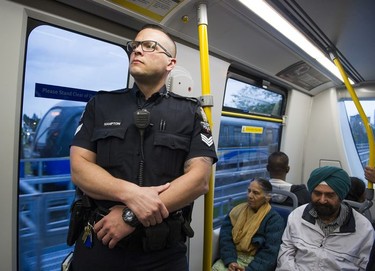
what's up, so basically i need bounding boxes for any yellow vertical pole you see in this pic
[197,3,214,271]
[330,52,374,195]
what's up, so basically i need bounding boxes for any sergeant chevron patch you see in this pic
[200,134,213,147]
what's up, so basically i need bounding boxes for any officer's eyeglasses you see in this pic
[126,40,173,58]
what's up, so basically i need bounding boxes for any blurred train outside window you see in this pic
[19,19,128,271]
[344,100,375,168]
[214,76,286,228]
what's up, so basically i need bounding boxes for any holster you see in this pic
[142,221,170,252]
[141,204,195,252]
[181,204,194,238]
[66,189,94,246]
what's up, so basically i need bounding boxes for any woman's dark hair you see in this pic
[251,177,272,194]
[346,176,365,202]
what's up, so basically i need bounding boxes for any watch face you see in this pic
[124,209,134,221]
[122,207,139,227]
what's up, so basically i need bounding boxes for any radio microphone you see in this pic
[134,109,151,130]
[134,109,150,186]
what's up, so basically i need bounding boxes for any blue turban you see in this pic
[307,166,351,200]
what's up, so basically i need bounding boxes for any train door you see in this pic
[18,19,129,271]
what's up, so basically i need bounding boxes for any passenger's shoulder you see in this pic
[266,209,287,229]
[352,208,373,227]
[290,204,308,217]
[290,183,308,192]
[268,208,286,221]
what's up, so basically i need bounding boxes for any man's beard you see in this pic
[312,202,338,218]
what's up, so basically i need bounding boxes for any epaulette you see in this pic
[168,91,199,104]
[97,88,129,95]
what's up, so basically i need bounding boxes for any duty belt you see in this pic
[90,207,187,251]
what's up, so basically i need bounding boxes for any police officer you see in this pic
[69,24,217,270]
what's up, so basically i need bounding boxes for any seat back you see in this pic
[212,228,221,263]
[271,188,298,224]
[343,199,373,223]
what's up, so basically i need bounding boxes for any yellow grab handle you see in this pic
[330,52,374,191]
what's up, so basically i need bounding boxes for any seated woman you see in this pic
[212,178,285,271]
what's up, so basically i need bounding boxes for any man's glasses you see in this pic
[126,40,172,58]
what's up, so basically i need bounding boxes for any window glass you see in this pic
[223,77,284,117]
[34,108,62,148]
[214,77,285,228]
[19,21,128,271]
[344,100,375,167]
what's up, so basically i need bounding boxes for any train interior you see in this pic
[1,0,375,270]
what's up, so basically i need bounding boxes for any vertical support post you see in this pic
[330,52,374,198]
[197,3,214,270]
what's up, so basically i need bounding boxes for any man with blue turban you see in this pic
[307,166,351,200]
[277,166,374,271]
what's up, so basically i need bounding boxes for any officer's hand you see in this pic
[126,183,170,227]
[94,205,134,249]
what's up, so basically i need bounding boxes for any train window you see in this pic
[343,100,375,167]
[19,20,128,271]
[214,76,285,228]
[223,77,284,117]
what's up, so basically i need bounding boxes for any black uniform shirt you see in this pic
[72,85,217,207]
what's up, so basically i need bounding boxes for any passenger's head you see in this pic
[247,177,272,212]
[127,24,176,82]
[346,177,366,203]
[266,151,290,179]
[307,166,351,219]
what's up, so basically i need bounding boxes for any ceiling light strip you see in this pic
[238,0,354,84]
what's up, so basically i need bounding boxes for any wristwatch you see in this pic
[122,207,140,227]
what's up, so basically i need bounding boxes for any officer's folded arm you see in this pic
[70,145,170,225]
[158,156,213,213]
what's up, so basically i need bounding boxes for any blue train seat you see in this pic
[270,188,298,225]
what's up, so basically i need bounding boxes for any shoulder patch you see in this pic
[197,107,211,134]
[199,107,208,123]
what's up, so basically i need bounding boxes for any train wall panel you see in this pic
[281,89,312,185]
[303,88,350,179]
[0,1,26,271]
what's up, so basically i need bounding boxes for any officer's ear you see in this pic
[166,57,176,72]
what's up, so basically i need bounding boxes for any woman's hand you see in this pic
[228,262,245,271]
